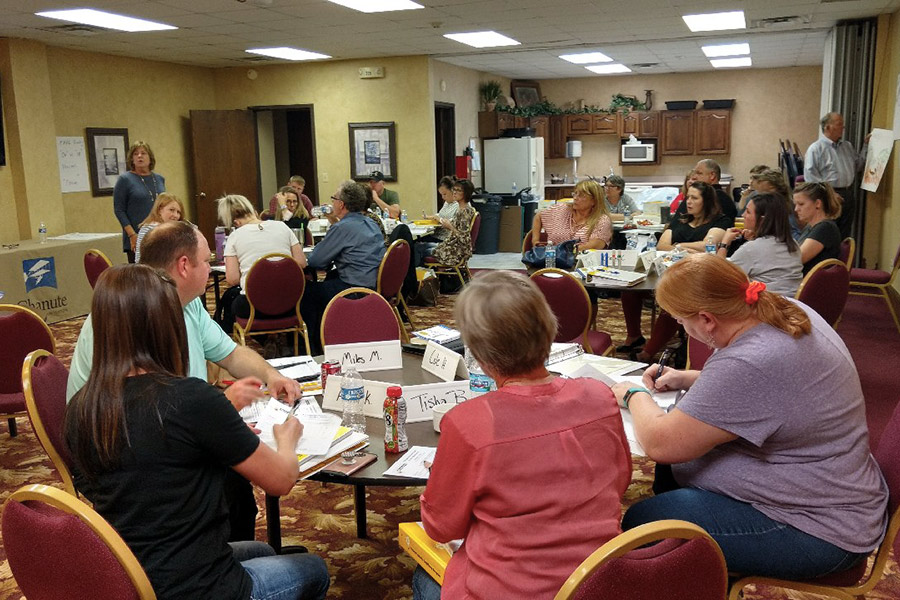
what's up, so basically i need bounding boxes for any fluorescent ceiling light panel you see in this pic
[559,51,613,64]
[702,43,750,57]
[443,31,520,48]
[326,0,423,13]
[585,64,632,74]
[35,9,176,32]
[246,47,331,61]
[710,56,752,68]
[682,10,746,32]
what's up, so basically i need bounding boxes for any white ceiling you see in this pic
[1,0,898,77]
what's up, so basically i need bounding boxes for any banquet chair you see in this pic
[84,248,113,289]
[530,268,613,355]
[232,253,310,356]
[685,336,715,371]
[0,305,56,437]
[3,484,156,600]
[376,239,415,343]
[728,399,900,600]
[849,240,900,334]
[554,519,727,600]
[794,259,850,328]
[521,228,547,254]
[22,349,75,495]
[838,237,855,270]
[321,287,401,347]
[424,211,481,290]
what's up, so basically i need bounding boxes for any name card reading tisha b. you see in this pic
[322,375,469,423]
[422,340,469,382]
[323,340,403,373]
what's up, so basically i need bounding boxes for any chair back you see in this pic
[83,249,113,289]
[530,269,592,345]
[686,336,714,371]
[556,520,727,600]
[522,228,548,254]
[838,237,855,270]
[0,305,55,395]
[22,350,75,495]
[2,484,156,600]
[244,253,305,317]
[794,258,850,327]
[469,212,481,251]
[377,239,411,302]
[321,287,401,347]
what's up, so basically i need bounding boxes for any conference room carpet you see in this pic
[0,286,898,599]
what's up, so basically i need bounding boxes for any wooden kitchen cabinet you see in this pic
[660,110,695,155]
[592,113,618,134]
[548,115,567,159]
[695,109,731,154]
[544,186,575,201]
[566,114,593,135]
[478,111,516,138]
[618,111,660,138]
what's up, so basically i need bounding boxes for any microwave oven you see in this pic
[621,142,656,163]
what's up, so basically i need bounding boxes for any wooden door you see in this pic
[566,114,592,135]
[695,109,731,154]
[190,110,260,245]
[548,115,567,159]
[529,116,549,158]
[660,111,695,155]
[592,113,617,134]
[619,112,639,137]
[638,111,660,137]
[434,102,456,208]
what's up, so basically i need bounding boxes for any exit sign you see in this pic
[358,66,384,79]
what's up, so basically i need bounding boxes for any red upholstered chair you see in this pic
[728,399,900,600]
[2,484,156,600]
[849,240,900,333]
[0,305,56,437]
[530,268,613,355]
[84,248,113,289]
[377,239,415,342]
[23,350,75,495]
[521,228,547,255]
[555,519,727,600]
[685,336,714,371]
[320,287,401,347]
[424,211,481,290]
[838,237,855,270]
[232,253,310,356]
[794,258,851,328]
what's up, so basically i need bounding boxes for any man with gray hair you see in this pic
[675,159,737,226]
[804,112,867,239]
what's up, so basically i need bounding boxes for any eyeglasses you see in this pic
[330,195,341,202]
[451,189,463,194]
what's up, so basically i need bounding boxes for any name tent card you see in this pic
[323,340,403,373]
[322,375,469,422]
[422,341,468,382]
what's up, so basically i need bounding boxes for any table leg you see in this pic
[265,493,282,554]
[354,484,368,539]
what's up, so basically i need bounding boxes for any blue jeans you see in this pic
[412,566,442,600]
[415,241,440,268]
[229,541,330,600]
[622,488,868,580]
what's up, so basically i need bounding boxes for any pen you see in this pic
[288,399,301,417]
[655,349,671,380]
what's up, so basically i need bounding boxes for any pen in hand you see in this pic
[655,349,671,382]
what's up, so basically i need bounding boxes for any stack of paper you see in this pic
[298,428,369,478]
[383,446,436,479]
[576,267,647,287]
[267,356,320,381]
[413,325,461,344]
[546,342,584,366]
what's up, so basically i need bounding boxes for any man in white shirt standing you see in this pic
[804,112,866,239]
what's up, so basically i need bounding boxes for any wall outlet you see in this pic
[322,172,329,183]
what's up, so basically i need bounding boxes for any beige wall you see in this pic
[539,66,822,186]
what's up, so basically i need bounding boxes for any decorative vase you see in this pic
[485,101,497,112]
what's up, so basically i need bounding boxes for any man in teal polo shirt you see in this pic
[368,170,401,219]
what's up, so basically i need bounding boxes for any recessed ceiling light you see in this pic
[35,8,176,32]
[710,56,752,68]
[246,47,331,61]
[326,0,423,13]
[443,31,520,48]
[702,43,750,57]
[559,51,613,64]
[585,64,632,74]
[682,10,746,32]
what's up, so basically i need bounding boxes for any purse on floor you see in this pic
[522,239,578,270]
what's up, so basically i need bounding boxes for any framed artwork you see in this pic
[511,80,542,108]
[349,121,396,181]
[85,127,129,196]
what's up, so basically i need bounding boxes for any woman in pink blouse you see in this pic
[413,271,631,600]
[531,179,612,252]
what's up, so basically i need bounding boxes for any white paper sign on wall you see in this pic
[323,340,402,373]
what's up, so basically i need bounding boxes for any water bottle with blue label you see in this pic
[645,234,657,253]
[465,346,495,396]
[705,235,716,254]
[340,366,367,434]
[545,241,556,269]
[401,210,408,223]
[38,222,47,244]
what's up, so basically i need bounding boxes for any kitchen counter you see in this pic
[545,174,734,188]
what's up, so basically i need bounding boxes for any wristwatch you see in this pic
[716,242,728,250]
[622,387,651,410]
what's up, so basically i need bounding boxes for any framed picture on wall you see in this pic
[349,122,396,181]
[85,127,129,196]
[511,80,542,108]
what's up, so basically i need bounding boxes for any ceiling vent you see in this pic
[36,23,106,36]
[633,62,659,69]
[750,15,810,29]
[243,56,274,62]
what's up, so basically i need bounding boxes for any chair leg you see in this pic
[293,330,299,356]
[393,306,410,343]
[455,267,466,290]
[398,294,417,330]
[882,288,900,334]
[301,328,312,356]
[8,417,17,437]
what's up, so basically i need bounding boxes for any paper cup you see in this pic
[432,403,456,433]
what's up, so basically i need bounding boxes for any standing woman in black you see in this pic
[113,141,166,263]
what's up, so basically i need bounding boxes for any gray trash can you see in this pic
[471,198,502,255]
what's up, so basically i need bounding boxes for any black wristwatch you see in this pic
[716,242,728,250]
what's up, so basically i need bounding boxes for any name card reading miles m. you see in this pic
[422,341,469,382]
[323,340,403,373]
[323,375,469,422]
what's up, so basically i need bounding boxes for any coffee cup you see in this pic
[432,403,456,433]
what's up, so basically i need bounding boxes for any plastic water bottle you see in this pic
[705,235,716,254]
[340,366,366,434]
[511,181,517,195]
[401,209,408,223]
[645,235,657,253]
[465,346,495,396]
[545,241,556,269]
[38,222,47,244]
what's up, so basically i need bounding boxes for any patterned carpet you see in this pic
[1,280,898,599]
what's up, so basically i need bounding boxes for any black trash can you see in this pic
[471,198,502,254]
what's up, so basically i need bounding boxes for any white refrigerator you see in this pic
[483,137,544,198]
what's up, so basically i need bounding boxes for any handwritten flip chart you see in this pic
[56,137,90,193]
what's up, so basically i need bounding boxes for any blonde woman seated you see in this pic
[793,181,842,274]
[134,193,184,263]
[413,271,630,600]
[613,254,887,580]
[273,185,310,233]
[531,179,612,252]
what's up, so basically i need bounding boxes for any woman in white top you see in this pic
[218,194,305,333]
[717,193,803,296]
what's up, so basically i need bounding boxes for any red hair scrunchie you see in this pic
[744,281,766,304]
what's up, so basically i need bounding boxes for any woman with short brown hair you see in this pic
[113,140,166,262]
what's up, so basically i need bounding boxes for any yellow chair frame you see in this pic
[376,239,415,343]
[794,258,851,329]
[429,211,479,290]
[0,304,56,437]
[849,248,900,334]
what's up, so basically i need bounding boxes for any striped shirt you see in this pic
[540,203,612,246]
